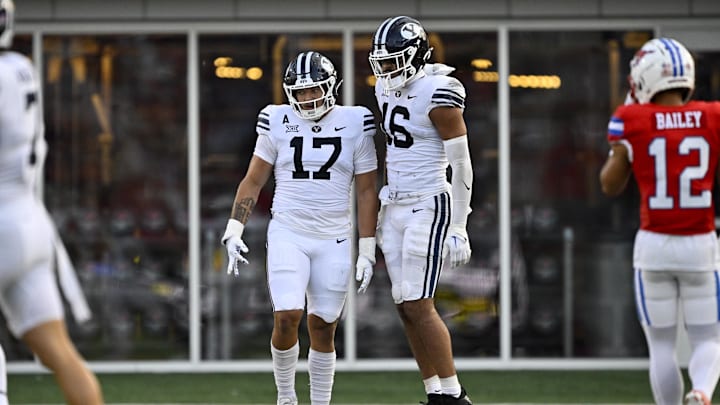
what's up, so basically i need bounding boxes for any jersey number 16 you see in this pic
[381,102,414,148]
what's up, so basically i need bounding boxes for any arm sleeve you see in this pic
[444,135,473,227]
[362,108,376,138]
[354,107,378,175]
[427,76,466,116]
[607,108,634,163]
[253,133,276,165]
[252,105,276,164]
[354,134,378,175]
[255,105,272,136]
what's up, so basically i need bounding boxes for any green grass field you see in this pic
[5,370,672,404]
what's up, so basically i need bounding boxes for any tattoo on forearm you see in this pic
[231,197,255,223]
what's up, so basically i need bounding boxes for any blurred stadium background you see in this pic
[5,1,720,404]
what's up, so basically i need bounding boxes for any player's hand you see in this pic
[221,219,249,276]
[444,226,471,268]
[224,235,249,276]
[355,255,374,294]
[355,237,376,294]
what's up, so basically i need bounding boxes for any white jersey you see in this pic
[374,68,466,198]
[253,104,377,238]
[0,51,94,335]
[0,49,50,286]
[0,51,45,201]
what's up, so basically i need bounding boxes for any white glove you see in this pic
[221,219,249,276]
[444,226,471,268]
[355,237,376,294]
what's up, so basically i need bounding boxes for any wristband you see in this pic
[221,218,245,245]
[358,237,376,264]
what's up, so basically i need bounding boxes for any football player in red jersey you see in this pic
[600,38,720,405]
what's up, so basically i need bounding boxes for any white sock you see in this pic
[644,325,683,405]
[308,348,336,405]
[271,341,299,401]
[687,324,720,399]
[424,375,442,395]
[440,375,461,397]
[0,345,7,405]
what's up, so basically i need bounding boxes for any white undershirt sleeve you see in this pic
[443,135,473,228]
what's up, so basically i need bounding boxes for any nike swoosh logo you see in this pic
[412,208,423,213]
[407,95,417,99]
[462,181,471,190]
[336,238,347,243]
[334,126,346,131]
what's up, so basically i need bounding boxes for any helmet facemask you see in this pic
[283,75,338,120]
[369,45,420,91]
[283,51,339,120]
[369,16,431,93]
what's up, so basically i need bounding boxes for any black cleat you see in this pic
[420,393,443,405]
[441,387,472,405]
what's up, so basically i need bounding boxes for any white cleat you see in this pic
[277,397,298,405]
[684,390,711,405]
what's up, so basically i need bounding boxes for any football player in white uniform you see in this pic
[369,16,473,405]
[221,51,378,405]
[0,1,104,404]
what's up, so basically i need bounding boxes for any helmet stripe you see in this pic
[668,39,684,76]
[376,16,405,46]
[304,51,314,76]
[659,38,681,77]
[373,18,392,45]
[295,52,305,77]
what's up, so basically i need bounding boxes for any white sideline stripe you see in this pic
[22,403,656,405]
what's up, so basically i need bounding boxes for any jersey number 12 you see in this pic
[648,136,711,209]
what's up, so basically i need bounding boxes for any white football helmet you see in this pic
[0,0,13,49]
[628,37,694,104]
[283,51,339,120]
[369,16,432,91]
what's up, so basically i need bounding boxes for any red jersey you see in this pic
[607,101,720,235]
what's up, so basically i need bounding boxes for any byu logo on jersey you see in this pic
[312,125,322,133]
